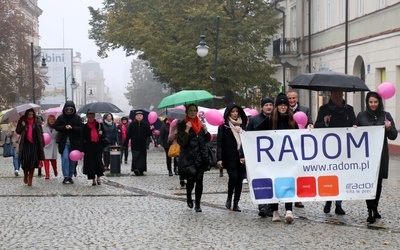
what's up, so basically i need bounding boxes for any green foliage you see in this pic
[89,0,281,108]
[0,0,46,110]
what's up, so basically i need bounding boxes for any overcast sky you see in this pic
[38,0,133,113]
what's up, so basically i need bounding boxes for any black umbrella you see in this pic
[78,102,123,113]
[165,108,186,120]
[129,109,163,130]
[289,71,369,92]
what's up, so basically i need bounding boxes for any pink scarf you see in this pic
[26,118,34,143]
[87,121,99,142]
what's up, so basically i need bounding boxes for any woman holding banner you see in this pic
[356,91,397,224]
[216,103,247,212]
[270,93,298,223]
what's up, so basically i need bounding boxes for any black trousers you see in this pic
[163,147,178,170]
[186,171,204,206]
[226,161,246,202]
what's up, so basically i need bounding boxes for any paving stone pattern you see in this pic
[0,146,400,249]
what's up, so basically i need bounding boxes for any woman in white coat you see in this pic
[42,115,58,179]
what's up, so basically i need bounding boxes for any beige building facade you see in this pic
[271,0,400,149]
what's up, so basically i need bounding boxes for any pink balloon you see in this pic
[244,108,251,113]
[294,111,308,127]
[153,129,160,136]
[148,111,158,124]
[43,133,51,145]
[377,82,396,99]
[249,109,259,117]
[170,119,178,127]
[298,124,305,129]
[175,105,186,110]
[69,150,83,161]
[205,109,224,126]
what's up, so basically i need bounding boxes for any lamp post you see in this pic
[83,81,94,105]
[64,67,74,103]
[31,42,48,104]
[196,16,220,108]
[70,78,77,103]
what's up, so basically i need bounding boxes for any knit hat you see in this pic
[275,93,289,106]
[261,97,274,107]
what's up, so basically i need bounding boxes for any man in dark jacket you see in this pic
[54,101,82,184]
[124,110,154,176]
[315,89,356,215]
[287,90,314,128]
[246,97,274,218]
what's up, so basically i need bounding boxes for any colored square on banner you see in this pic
[297,176,317,197]
[318,175,339,196]
[274,177,295,198]
[252,178,273,199]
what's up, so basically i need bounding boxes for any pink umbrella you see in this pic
[42,107,63,117]
[0,103,40,124]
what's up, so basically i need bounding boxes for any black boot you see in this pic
[195,201,202,212]
[335,205,346,215]
[232,201,241,212]
[187,195,193,209]
[367,209,376,224]
[173,166,178,175]
[323,201,332,214]
[225,197,232,209]
[373,206,381,219]
[219,168,223,177]
[168,168,173,176]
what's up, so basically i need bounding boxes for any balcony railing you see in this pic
[273,37,300,56]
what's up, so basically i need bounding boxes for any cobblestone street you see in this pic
[1,146,400,249]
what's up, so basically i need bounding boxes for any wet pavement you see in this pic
[1,146,400,249]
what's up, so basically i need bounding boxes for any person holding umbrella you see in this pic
[177,103,211,212]
[15,109,45,186]
[355,91,397,223]
[54,101,83,184]
[315,89,356,215]
[124,110,154,176]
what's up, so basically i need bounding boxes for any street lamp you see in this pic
[83,81,94,105]
[70,78,77,103]
[64,67,74,103]
[196,16,220,108]
[31,42,49,104]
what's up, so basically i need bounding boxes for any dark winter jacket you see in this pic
[16,115,45,161]
[102,113,119,151]
[314,100,356,128]
[124,120,152,151]
[159,121,172,149]
[356,92,398,179]
[177,119,211,177]
[246,112,272,131]
[216,103,248,169]
[54,101,83,154]
[81,121,105,176]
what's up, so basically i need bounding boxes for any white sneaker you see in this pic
[14,170,19,176]
[272,211,280,222]
[285,210,294,223]
[242,178,248,184]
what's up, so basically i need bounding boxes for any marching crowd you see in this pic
[3,89,397,225]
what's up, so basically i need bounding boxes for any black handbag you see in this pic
[101,137,110,148]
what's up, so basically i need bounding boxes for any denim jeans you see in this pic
[61,145,76,178]
[11,147,19,171]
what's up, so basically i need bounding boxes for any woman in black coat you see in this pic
[216,103,247,212]
[356,91,398,223]
[16,108,45,186]
[177,104,210,212]
[102,113,119,171]
[81,111,105,186]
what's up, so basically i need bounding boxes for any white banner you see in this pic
[240,126,385,204]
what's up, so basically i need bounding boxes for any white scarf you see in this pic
[228,117,243,150]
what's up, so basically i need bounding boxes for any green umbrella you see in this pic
[157,90,214,109]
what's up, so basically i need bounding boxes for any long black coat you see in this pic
[124,121,152,151]
[216,103,248,170]
[16,115,45,163]
[81,122,105,176]
[356,111,397,179]
[54,101,83,154]
[159,122,171,149]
